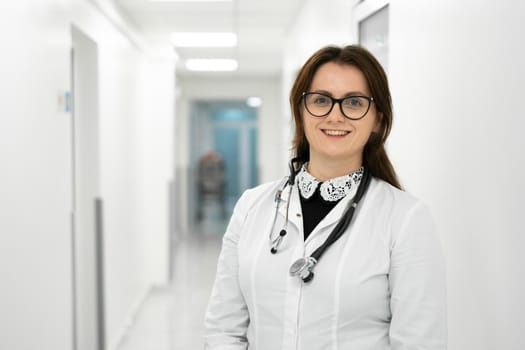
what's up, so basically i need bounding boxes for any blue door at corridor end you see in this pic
[211,107,258,205]
[213,127,240,198]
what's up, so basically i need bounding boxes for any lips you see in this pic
[322,129,350,136]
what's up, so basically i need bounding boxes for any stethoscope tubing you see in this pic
[269,177,292,254]
[309,168,371,261]
[269,163,372,283]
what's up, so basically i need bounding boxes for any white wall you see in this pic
[175,75,285,233]
[388,1,525,349]
[283,0,525,349]
[0,1,175,349]
[72,1,175,347]
[0,1,73,349]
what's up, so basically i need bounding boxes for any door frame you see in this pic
[70,25,105,350]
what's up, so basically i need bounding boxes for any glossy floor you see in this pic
[117,200,228,350]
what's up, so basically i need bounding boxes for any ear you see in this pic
[373,112,383,133]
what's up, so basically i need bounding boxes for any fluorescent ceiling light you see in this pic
[185,59,238,72]
[151,1,231,2]
[246,97,262,108]
[172,32,237,47]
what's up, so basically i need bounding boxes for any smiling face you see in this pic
[303,62,380,179]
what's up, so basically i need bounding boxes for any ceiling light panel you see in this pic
[150,1,231,2]
[172,32,237,47]
[185,59,238,72]
[246,97,262,107]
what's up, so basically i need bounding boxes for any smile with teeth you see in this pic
[322,129,350,136]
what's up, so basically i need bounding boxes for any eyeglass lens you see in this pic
[304,93,371,120]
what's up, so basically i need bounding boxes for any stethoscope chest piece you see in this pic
[289,257,317,283]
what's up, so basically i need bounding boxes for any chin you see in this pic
[319,151,353,161]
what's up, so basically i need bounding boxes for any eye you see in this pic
[343,97,364,109]
[311,94,331,106]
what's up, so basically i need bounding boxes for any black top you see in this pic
[299,186,342,240]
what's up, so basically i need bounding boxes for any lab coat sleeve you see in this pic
[204,191,251,350]
[389,202,447,350]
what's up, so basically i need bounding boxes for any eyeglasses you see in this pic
[302,92,374,120]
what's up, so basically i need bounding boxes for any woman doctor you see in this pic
[204,45,447,350]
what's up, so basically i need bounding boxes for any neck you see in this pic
[307,156,363,181]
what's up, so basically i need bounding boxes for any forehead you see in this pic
[309,62,369,95]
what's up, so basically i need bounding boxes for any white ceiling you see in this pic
[113,0,304,77]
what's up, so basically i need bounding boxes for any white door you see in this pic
[71,26,104,350]
[359,5,389,71]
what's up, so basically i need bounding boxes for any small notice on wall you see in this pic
[57,90,72,113]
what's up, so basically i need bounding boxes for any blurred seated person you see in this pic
[197,151,226,220]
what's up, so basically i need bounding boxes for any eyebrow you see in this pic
[311,89,369,97]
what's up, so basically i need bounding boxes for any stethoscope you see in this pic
[269,158,372,283]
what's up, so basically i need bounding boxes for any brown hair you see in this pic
[289,45,402,190]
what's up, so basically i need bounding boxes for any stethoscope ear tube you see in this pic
[269,175,294,254]
[269,158,302,254]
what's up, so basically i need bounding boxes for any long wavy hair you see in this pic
[289,45,402,190]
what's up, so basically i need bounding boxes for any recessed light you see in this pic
[171,32,237,48]
[185,59,238,72]
[151,1,231,3]
[246,97,262,108]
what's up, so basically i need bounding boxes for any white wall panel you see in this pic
[72,1,175,346]
[0,1,175,349]
[283,1,525,349]
[387,1,525,349]
[0,1,73,350]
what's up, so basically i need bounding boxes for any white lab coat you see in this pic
[204,177,447,350]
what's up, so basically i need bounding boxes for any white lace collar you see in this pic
[296,164,364,202]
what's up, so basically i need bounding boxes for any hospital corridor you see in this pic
[116,228,223,350]
[1,1,525,350]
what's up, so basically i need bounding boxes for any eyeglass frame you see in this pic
[302,91,375,120]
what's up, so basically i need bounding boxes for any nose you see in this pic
[325,101,346,122]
